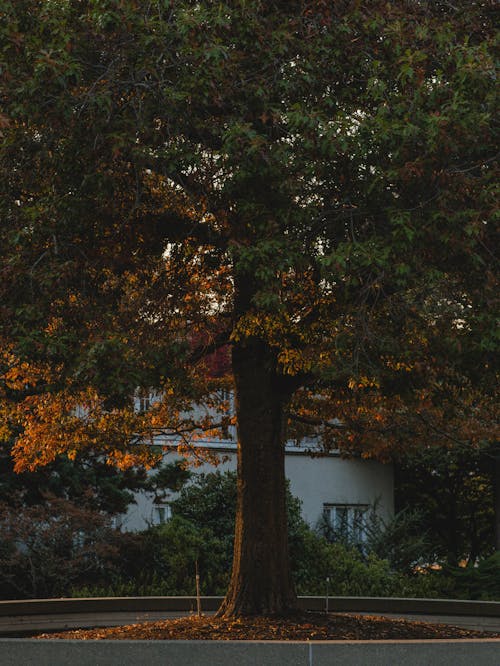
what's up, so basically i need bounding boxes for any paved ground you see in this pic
[2,610,500,637]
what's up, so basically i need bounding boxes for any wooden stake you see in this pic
[195,559,201,617]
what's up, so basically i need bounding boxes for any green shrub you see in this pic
[72,574,173,598]
[292,527,445,598]
[440,554,500,601]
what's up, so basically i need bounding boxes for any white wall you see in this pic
[285,453,393,527]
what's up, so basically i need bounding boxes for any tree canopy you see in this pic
[0,0,498,615]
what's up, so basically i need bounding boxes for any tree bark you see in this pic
[217,338,297,617]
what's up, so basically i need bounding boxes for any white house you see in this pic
[117,392,394,539]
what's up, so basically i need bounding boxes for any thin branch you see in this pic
[188,330,232,365]
[137,211,228,248]
[288,412,346,430]
[414,410,471,446]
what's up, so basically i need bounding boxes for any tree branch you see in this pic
[288,412,346,430]
[188,330,232,365]
[136,211,228,248]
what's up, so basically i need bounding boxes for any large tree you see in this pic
[0,1,497,615]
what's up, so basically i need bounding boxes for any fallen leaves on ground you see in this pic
[36,612,500,641]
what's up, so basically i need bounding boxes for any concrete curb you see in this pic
[0,596,219,616]
[301,596,500,617]
[1,638,500,666]
[1,595,499,617]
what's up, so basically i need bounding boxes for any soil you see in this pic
[36,611,500,641]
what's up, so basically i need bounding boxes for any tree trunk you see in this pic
[217,337,297,617]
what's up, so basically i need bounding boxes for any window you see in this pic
[153,503,172,525]
[138,395,151,412]
[218,388,231,403]
[322,503,368,544]
[135,389,159,412]
[112,515,123,530]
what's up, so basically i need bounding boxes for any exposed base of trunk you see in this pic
[217,588,298,618]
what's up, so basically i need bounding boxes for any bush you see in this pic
[150,516,231,595]
[363,506,433,573]
[291,525,447,598]
[0,497,123,599]
[72,515,231,598]
[440,553,500,601]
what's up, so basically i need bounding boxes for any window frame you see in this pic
[322,503,369,544]
[153,503,172,525]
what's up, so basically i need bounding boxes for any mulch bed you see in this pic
[36,612,500,641]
